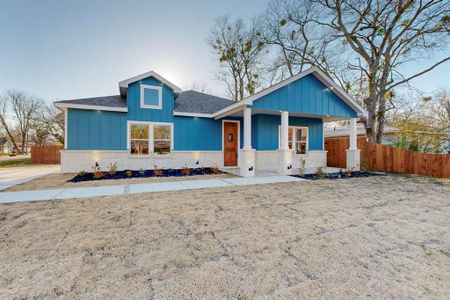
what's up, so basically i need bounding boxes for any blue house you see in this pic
[54,67,366,177]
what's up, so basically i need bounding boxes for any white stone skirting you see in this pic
[60,150,223,173]
[255,150,327,172]
[60,149,328,173]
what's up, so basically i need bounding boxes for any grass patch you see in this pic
[0,158,32,167]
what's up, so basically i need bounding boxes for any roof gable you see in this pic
[252,73,357,118]
[119,71,182,97]
[213,67,367,119]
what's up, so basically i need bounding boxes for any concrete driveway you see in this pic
[0,165,60,190]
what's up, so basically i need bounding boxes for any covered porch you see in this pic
[217,106,361,177]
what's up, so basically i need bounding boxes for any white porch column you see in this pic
[243,107,252,150]
[346,118,361,171]
[349,118,357,150]
[277,111,293,175]
[240,107,255,177]
[280,111,289,150]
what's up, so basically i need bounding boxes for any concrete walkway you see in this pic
[0,175,304,204]
[0,165,60,191]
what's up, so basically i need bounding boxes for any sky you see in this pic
[0,0,448,104]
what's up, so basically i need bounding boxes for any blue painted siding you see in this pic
[173,116,243,151]
[127,77,175,122]
[252,114,323,150]
[252,74,357,118]
[67,109,127,150]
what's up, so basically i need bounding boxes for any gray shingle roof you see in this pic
[174,91,234,114]
[54,95,126,108]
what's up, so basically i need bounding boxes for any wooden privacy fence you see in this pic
[31,145,63,164]
[324,137,450,178]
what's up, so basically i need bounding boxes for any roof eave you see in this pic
[53,102,128,112]
[211,67,368,119]
[118,71,182,97]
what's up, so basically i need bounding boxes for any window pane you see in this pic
[130,124,149,139]
[301,128,307,142]
[154,125,171,140]
[143,88,160,106]
[154,140,171,154]
[131,140,149,155]
[299,142,307,154]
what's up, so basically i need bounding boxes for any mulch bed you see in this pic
[69,167,222,183]
[291,171,381,180]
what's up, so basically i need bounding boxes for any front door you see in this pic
[223,121,238,166]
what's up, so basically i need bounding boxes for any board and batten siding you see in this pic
[67,109,127,150]
[252,114,323,151]
[252,74,357,118]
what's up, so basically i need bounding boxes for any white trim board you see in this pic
[173,111,214,118]
[54,102,128,112]
[119,70,182,97]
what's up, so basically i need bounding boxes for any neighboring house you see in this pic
[324,124,398,145]
[54,67,366,176]
[0,137,13,154]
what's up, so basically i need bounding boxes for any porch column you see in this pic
[240,107,255,177]
[349,118,357,150]
[243,107,252,150]
[346,118,361,171]
[280,111,289,150]
[277,111,293,175]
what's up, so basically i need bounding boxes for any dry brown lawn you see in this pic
[0,175,449,299]
[4,172,235,192]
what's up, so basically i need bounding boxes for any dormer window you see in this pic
[140,84,162,109]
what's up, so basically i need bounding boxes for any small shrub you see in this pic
[199,165,205,174]
[153,165,163,177]
[298,158,306,176]
[344,168,353,177]
[125,170,133,177]
[181,166,191,176]
[77,170,86,177]
[211,165,220,174]
[92,163,104,179]
[107,162,118,176]
[315,166,325,179]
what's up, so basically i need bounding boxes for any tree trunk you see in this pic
[376,93,386,143]
[239,77,245,100]
[364,72,378,142]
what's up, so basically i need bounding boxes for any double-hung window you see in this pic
[279,126,308,154]
[129,122,172,156]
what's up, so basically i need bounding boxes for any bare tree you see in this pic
[209,16,266,100]
[260,0,366,102]
[431,88,450,129]
[0,90,43,153]
[311,0,450,142]
[29,104,65,146]
[190,81,207,93]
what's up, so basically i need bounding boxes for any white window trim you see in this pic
[140,84,162,110]
[127,120,173,156]
[278,125,309,154]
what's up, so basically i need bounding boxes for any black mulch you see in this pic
[291,171,382,180]
[69,167,222,183]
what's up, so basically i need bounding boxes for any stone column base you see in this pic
[277,149,293,175]
[240,149,256,177]
[346,149,361,171]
